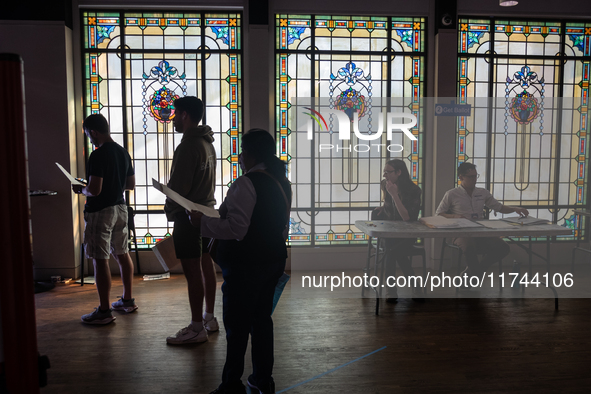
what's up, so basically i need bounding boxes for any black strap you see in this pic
[252,170,291,223]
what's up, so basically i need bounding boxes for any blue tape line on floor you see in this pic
[276,346,387,393]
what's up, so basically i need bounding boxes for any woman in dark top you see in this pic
[373,159,423,302]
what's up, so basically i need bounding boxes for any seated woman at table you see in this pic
[373,159,423,303]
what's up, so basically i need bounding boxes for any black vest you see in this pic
[217,171,291,270]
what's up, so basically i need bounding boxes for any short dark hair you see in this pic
[174,96,204,123]
[458,162,477,176]
[83,114,109,135]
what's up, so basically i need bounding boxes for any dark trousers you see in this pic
[452,237,510,272]
[384,238,417,278]
[220,262,285,390]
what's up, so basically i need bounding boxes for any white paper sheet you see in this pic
[152,178,220,218]
[420,216,482,228]
[476,220,516,229]
[501,216,549,225]
[56,162,86,185]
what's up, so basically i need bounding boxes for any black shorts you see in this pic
[172,213,202,259]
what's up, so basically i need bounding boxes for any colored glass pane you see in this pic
[456,18,590,241]
[82,11,242,248]
[276,15,426,246]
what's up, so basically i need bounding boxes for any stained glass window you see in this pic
[457,19,590,240]
[276,15,426,245]
[82,11,242,248]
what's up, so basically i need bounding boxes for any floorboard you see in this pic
[34,270,591,393]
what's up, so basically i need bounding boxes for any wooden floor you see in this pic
[35,272,591,394]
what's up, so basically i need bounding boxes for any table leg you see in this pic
[374,237,382,315]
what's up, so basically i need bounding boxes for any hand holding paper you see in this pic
[187,210,204,227]
[152,178,219,218]
[56,162,87,186]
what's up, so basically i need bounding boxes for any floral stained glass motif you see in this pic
[82,11,242,248]
[456,19,590,240]
[276,15,425,246]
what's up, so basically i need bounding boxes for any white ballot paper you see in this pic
[56,162,86,185]
[152,178,220,218]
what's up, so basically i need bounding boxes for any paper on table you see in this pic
[420,216,459,228]
[501,216,549,225]
[477,220,515,229]
[452,218,484,228]
[152,178,220,218]
[56,162,86,185]
[420,216,482,228]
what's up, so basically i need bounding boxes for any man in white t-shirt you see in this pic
[436,162,529,275]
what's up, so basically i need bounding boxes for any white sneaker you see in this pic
[166,324,207,345]
[203,317,219,332]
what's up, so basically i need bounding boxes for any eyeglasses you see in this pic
[462,174,480,179]
[383,170,395,174]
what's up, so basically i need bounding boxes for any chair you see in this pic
[363,236,427,297]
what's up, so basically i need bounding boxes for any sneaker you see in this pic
[81,307,116,325]
[111,297,138,313]
[203,316,219,332]
[247,375,275,394]
[166,324,207,345]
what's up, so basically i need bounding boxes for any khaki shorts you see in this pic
[84,204,129,259]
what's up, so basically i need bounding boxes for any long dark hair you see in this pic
[241,128,287,180]
[381,159,418,218]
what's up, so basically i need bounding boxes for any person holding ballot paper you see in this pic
[436,162,529,277]
[188,129,291,394]
[73,114,137,324]
[163,96,220,345]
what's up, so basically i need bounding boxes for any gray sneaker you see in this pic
[111,297,138,313]
[81,307,116,325]
[166,324,208,345]
[203,316,219,332]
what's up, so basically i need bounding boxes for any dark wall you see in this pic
[0,0,73,29]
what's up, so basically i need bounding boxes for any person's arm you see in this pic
[435,191,462,218]
[484,192,528,217]
[125,175,135,191]
[192,176,256,240]
[72,175,102,197]
[498,205,529,217]
[167,144,198,197]
[385,181,415,221]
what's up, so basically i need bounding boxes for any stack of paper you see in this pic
[420,216,459,228]
[501,216,549,225]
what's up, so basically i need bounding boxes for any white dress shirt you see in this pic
[200,163,265,241]
[435,185,503,220]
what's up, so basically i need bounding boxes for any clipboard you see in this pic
[56,162,87,185]
[152,178,220,218]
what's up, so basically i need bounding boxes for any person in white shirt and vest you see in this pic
[436,162,529,276]
[188,128,291,394]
